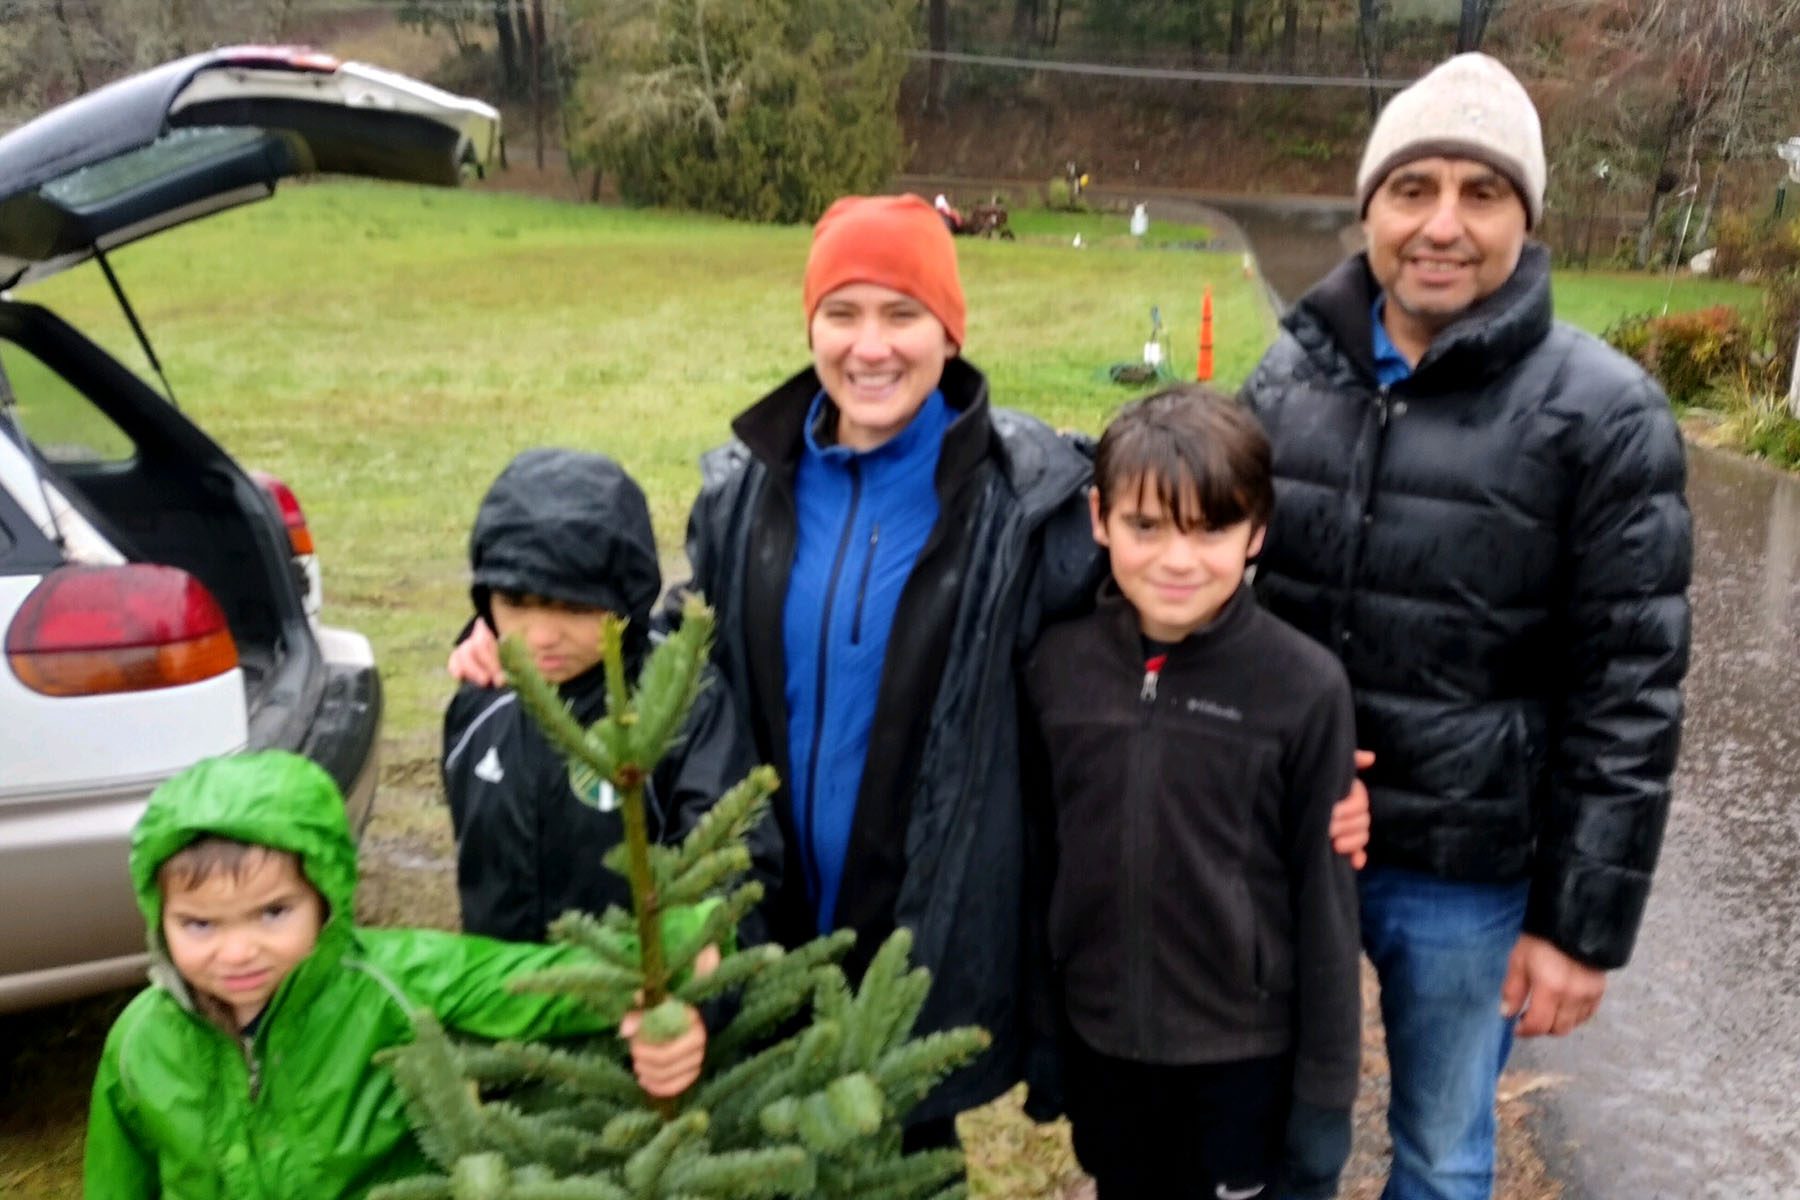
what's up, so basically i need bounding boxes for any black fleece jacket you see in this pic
[1024,583,1361,1109]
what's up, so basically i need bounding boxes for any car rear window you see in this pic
[41,126,267,211]
[0,341,136,465]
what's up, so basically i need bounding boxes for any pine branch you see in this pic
[689,1038,796,1131]
[598,1110,662,1155]
[622,1111,709,1193]
[499,637,616,783]
[759,1072,884,1154]
[827,1149,964,1200]
[674,940,778,1008]
[600,617,633,750]
[661,1146,814,1197]
[377,1013,493,1170]
[660,844,751,908]
[546,909,642,971]
[368,1178,451,1199]
[668,766,778,873]
[627,596,714,767]
[870,1029,991,1119]
[464,1041,640,1104]
[665,884,763,980]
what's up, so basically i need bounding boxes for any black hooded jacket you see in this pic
[442,449,769,943]
[1241,244,1692,969]
[674,358,1104,1122]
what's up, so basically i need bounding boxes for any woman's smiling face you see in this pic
[809,283,957,452]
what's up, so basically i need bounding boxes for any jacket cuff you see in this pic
[1524,854,1651,970]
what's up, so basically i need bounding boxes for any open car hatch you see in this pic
[0,47,500,289]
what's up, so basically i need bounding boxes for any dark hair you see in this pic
[157,835,305,895]
[1093,384,1273,532]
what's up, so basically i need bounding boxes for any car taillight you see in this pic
[218,45,342,73]
[251,470,315,555]
[4,565,238,697]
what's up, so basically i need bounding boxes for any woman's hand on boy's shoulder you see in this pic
[1329,751,1374,869]
[448,620,505,688]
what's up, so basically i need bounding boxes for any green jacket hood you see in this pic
[130,751,358,949]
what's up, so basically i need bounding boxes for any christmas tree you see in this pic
[373,599,989,1200]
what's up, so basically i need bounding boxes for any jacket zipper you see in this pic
[240,1031,263,1102]
[850,524,880,645]
[1338,385,1392,647]
[1125,657,1162,1052]
[800,462,863,905]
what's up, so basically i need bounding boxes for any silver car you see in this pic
[0,47,499,1012]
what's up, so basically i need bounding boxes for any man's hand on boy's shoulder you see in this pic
[448,620,505,689]
[1328,750,1375,869]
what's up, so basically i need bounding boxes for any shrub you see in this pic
[1708,212,1800,279]
[1604,306,1756,405]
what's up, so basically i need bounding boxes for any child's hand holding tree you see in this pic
[619,944,721,1097]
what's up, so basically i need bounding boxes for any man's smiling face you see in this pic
[1363,155,1529,350]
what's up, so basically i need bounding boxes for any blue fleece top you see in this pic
[782,389,952,932]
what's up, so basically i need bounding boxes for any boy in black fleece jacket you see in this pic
[1024,387,1361,1199]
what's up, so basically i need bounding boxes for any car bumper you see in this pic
[0,627,382,1014]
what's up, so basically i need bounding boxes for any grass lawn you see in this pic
[1551,269,1761,335]
[1005,206,1215,248]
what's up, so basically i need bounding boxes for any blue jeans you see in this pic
[1360,867,1529,1200]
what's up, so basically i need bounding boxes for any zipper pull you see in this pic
[1141,653,1168,703]
[1377,385,1391,428]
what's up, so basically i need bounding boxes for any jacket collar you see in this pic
[731,357,994,494]
[1286,241,1554,389]
[1098,577,1257,660]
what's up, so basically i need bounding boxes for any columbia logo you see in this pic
[1186,696,1244,722]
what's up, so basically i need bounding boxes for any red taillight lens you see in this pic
[218,46,342,73]
[251,470,315,556]
[5,565,239,696]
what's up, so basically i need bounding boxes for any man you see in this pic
[1242,53,1691,1200]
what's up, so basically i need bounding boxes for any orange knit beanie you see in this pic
[803,194,967,348]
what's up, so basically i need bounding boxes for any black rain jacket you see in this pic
[1241,244,1692,969]
[443,449,772,943]
[674,358,1104,1123]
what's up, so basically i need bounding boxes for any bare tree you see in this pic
[1456,0,1498,51]
[1229,0,1252,65]
[926,0,947,114]
[1357,0,1384,118]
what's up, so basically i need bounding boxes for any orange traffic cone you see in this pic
[1197,285,1214,382]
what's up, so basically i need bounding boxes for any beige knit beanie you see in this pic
[1356,53,1545,228]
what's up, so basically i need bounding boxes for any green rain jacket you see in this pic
[84,751,610,1199]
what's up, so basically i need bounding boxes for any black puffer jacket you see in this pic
[675,358,1103,1123]
[1242,244,1691,969]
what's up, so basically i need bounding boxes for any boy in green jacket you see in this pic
[84,750,659,1199]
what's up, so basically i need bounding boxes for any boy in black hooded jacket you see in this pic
[441,448,771,944]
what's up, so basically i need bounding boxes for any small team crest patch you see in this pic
[568,762,620,812]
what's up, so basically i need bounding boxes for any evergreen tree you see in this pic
[373,599,987,1200]
[565,0,913,223]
